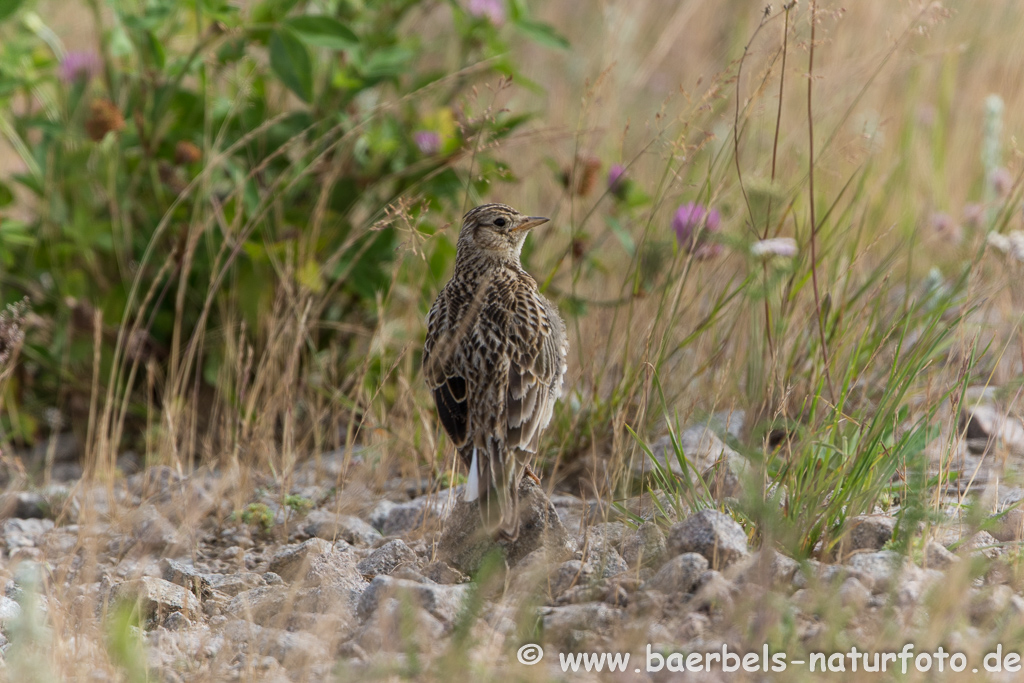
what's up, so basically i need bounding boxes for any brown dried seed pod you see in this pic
[175,141,202,165]
[85,99,125,141]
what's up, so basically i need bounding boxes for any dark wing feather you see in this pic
[424,290,470,449]
[432,377,467,446]
[506,283,567,454]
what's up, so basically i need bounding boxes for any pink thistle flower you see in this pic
[467,0,505,25]
[59,51,101,84]
[414,130,441,155]
[672,202,722,259]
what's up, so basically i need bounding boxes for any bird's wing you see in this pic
[424,288,469,449]
[506,285,568,453]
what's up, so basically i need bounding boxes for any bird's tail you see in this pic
[464,440,520,541]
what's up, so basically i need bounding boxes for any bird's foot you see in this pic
[524,464,542,485]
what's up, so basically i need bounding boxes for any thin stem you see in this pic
[807,0,837,404]
[761,5,793,359]
[733,10,776,239]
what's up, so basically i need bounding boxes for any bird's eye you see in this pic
[494,218,507,227]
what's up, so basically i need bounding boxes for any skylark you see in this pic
[423,203,568,540]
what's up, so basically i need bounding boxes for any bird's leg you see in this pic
[524,464,542,485]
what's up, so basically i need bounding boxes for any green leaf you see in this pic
[604,215,635,256]
[0,0,25,22]
[0,181,13,207]
[514,19,569,50]
[358,46,413,80]
[269,29,313,102]
[284,15,357,50]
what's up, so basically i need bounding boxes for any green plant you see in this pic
[283,492,312,514]
[0,0,565,461]
[237,501,274,531]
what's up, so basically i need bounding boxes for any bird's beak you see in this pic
[512,216,550,232]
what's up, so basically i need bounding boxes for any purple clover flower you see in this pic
[59,51,101,84]
[608,164,626,191]
[991,167,1013,198]
[467,0,506,25]
[414,130,441,155]
[672,202,722,259]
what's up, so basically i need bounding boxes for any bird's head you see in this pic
[456,203,550,263]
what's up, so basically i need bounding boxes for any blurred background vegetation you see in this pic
[0,0,1022,555]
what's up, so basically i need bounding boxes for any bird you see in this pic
[423,203,568,541]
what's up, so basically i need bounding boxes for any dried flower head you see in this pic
[467,0,506,25]
[58,51,101,84]
[414,130,441,155]
[750,237,799,259]
[987,230,1024,263]
[962,203,985,230]
[560,156,602,197]
[85,98,125,141]
[991,167,1014,198]
[175,141,202,165]
[673,202,722,259]
[928,211,961,244]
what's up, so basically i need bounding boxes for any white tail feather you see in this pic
[465,447,480,502]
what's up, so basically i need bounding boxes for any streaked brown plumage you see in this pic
[423,203,568,540]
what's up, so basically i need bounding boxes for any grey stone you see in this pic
[621,522,666,569]
[667,509,748,569]
[355,597,445,653]
[23,432,80,465]
[588,522,627,548]
[221,619,329,669]
[127,465,183,498]
[110,576,202,622]
[267,538,364,592]
[541,603,625,646]
[966,531,1003,559]
[356,576,470,626]
[206,573,263,597]
[303,510,382,547]
[645,552,708,594]
[381,495,454,537]
[436,478,572,574]
[0,492,52,520]
[0,596,22,629]
[366,500,397,531]
[161,559,212,599]
[645,427,748,499]
[733,549,799,586]
[130,505,182,552]
[227,582,359,628]
[268,538,332,580]
[897,578,924,608]
[547,560,594,598]
[970,585,1014,623]
[844,515,897,554]
[421,561,466,585]
[355,539,417,578]
[3,518,54,548]
[839,577,872,609]
[693,570,735,611]
[227,585,293,626]
[591,548,628,578]
[989,509,1024,542]
[963,405,1024,457]
[925,541,959,570]
[809,563,876,592]
[847,550,903,592]
[162,611,192,631]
